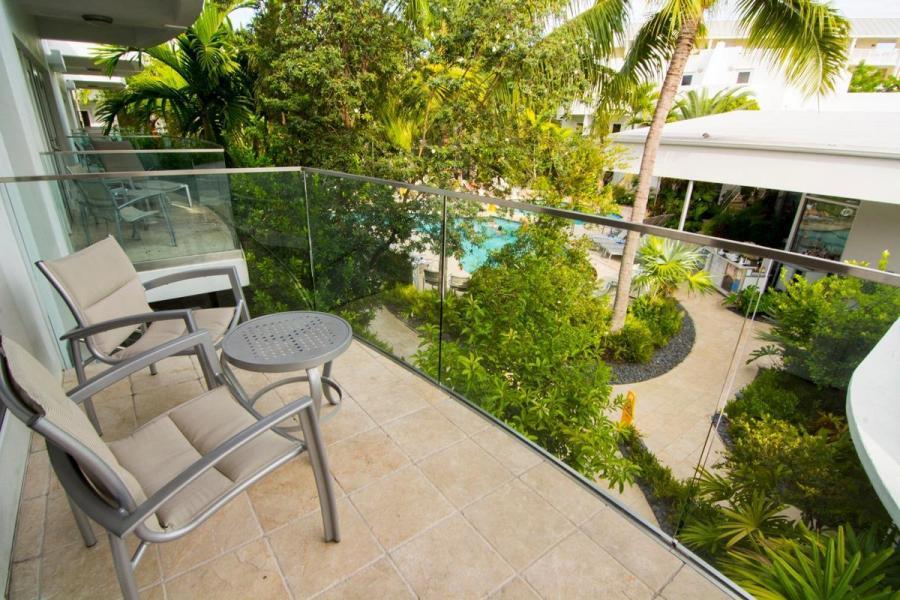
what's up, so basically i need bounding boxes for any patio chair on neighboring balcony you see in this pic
[70,175,178,247]
[0,333,339,600]
[36,236,250,434]
[89,137,194,208]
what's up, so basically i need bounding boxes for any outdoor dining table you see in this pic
[219,311,353,432]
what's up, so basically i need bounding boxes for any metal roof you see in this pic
[611,110,900,204]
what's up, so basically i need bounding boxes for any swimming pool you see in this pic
[459,217,521,272]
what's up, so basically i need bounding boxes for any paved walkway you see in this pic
[611,292,775,481]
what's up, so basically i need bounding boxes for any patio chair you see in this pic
[36,236,250,434]
[449,274,470,292]
[424,268,443,289]
[69,174,177,247]
[89,137,194,208]
[0,333,339,600]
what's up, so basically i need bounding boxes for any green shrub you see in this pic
[619,425,708,533]
[724,415,891,530]
[723,285,776,317]
[605,317,655,363]
[725,368,839,424]
[750,264,900,390]
[631,296,684,348]
[382,283,441,325]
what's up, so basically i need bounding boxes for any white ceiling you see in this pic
[16,0,203,47]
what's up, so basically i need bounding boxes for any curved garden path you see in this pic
[611,292,776,481]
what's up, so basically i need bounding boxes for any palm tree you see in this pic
[592,0,851,330]
[632,236,713,298]
[669,86,759,121]
[94,1,254,152]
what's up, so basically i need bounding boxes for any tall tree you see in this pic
[95,2,254,153]
[594,0,850,330]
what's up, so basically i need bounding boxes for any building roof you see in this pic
[611,110,900,204]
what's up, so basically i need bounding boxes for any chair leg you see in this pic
[70,342,103,435]
[65,494,97,548]
[108,533,139,600]
[299,405,340,543]
[149,362,158,376]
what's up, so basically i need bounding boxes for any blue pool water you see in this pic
[459,217,521,272]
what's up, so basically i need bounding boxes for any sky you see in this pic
[229,0,900,30]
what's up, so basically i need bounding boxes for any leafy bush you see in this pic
[605,317,655,363]
[723,284,776,317]
[631,296,684,348]
[723,525,900,599]
[751,263,900,390]
[383,283,441,325]
[725,368,840,424]
[618,425,706,533]
[724,415,890,530]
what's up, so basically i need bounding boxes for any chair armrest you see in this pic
[123,396,310,531]
[60,309,199,342]
[68,330,219,404]
[143,266,249,322]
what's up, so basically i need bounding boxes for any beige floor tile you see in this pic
[419,439,513,508]
[21,450,50,500]
[13,496,45,562]
[317,557,414,599]
[158,493,262,578]
[93,392,138,442]
[519,462,603,525]
[434,397,491,434]
[247,455,345,532]
[523,531,652,600]
[383,407,465,461]
[350,380,431,425]
[472,426,543,475]
[42,491,86,552]
[165,539,288,600]
[391,514,514,600]
[350,465,454,550]
[268,498,382,598]
[133,379,204,426]
[40,536,161,600]
[463,479,574,570]
[140,584,166,600]
[490,577,541,600]
[328,429,410,492]
[581,507,683,591]
[660,565,731,600]
[130,366,199,394]
[90,377,133,404]
[8,558,39,600]
[320,397,376,446]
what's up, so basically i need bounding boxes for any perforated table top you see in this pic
[220,311,353,373]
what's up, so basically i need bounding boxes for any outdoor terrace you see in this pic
[10,340,734,600]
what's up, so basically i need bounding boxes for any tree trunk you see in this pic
[610,15,701,331]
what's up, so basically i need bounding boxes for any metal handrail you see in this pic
[2,165,898,287]
[43,149,225,155]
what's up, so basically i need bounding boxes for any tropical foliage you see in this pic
[633,237,713,298]
[849,61,900,93]
[413,221,636,485]
[668,87,759,121]
[95,2,254,151]
[599,0,850,331]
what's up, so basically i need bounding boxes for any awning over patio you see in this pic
[610,111,900,205]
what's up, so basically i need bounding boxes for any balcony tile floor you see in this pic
[10,341,734,599]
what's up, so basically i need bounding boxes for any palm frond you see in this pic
[735,0,850,95]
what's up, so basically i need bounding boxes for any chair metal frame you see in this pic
[0,331,340,600]
[36,250,251,433]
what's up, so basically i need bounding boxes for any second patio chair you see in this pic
[36,236,250,434]
[0,333,339,600]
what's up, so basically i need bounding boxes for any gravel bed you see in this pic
[609,308,696,385]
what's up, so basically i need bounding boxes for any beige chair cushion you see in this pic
[110,386,297,528]
[1,337,147,507]
[89,138,146,172]
[116,307,235,360]
[42,237,152,355]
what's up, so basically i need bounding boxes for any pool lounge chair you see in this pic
[89,138,194,208]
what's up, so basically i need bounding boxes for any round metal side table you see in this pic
[220,311,353,429]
